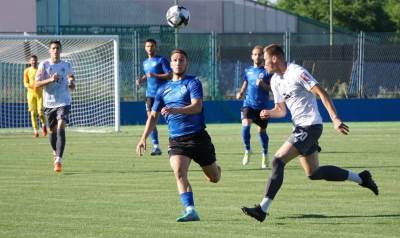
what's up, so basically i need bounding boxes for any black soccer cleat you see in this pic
[241,204,267,222]
[150,148,162,156]
[359,170,379,195]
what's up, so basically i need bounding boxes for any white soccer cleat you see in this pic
[242,150,251,166]
[261,153,269,169]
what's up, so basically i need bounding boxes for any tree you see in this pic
[275,0,397,32]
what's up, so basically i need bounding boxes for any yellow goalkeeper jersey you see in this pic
[23,67,42,96]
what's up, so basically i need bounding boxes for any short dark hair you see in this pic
[264,44,284,58]
[170,49,188,59]
[30,55,37,60]
[253,45,264,52]
[144,38,157,45]
[49,40,61,48]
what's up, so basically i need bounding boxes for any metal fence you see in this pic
[38,26,400,100]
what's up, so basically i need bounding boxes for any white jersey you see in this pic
[36,59,74,108]
[270,63,322,127]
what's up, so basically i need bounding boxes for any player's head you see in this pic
[144,38,157,56]
[29,55,38,68]
[49,40,62,62]
[170,49,188,77]
[263,44,285,73]
[251,45,264,66]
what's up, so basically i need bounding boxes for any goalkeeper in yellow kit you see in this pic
[23,55,47,137]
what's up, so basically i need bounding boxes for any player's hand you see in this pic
[333,118,349,135]
[236,92,243,100]
[260,109,270,120]
[146,72,154,78]
[256,79,262,87]
[50,73,59,82]
[161,107,176,116]
[136,139,146,156]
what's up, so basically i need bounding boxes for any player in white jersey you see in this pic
[241,44,379,222]
[35,40,75,173]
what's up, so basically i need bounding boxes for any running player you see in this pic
[241,44,379,222]
[136,49,221,222]
[236,45,271,168]
[35,40,75,173]
[136,39,172,156]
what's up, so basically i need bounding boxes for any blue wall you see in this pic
[121,99,400,125]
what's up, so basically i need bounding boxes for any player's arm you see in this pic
[236,80,248,100]
[35,68,59,88]
[136,111,159,156]
[23,69,33,89]
[260,102,287,120]
[136,75,147,87]
[310,84,349,135]
[256,78,270,91]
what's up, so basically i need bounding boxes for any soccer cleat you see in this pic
[241,204,267,222]
[42,126,47,137]
[150,147,162,156]
[358,170,379,195]
[242,150,251,166]
[261,153,269,169]
[54,162,62,173]
[176,210,200,222]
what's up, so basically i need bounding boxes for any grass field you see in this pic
[1,122,399,238]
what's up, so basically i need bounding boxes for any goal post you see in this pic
[0,34,120,132]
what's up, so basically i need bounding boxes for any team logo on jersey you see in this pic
[300,72,311,82]
[180,85,188,94]
[258,73,265,79]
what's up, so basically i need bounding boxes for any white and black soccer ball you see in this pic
[166,5,190,28]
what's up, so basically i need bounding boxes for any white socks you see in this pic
[347,170,362,184]
[260,197,272,213]
[54,156,62,164]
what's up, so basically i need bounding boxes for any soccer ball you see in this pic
[166,5,190,28]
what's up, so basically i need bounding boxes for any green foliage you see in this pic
[1,123,400,237]
[275,0,398,32]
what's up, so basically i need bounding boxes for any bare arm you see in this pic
[136,75,147,87]
[311,84,349,135]
[23,70,33,89]
[256,79,270,91]
[260,102,287,120]
[136,111,159,156]
[161,98,203,116]
[236,81,248,100]
[68,74,76,90]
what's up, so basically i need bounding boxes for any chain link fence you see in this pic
[37,26,400,100]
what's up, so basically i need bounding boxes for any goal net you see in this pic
[0,34,119,132]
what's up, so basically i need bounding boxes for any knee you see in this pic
[207,165,221,183]
[271,157,285,169]
[308,168,321,180]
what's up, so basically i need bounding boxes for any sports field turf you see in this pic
[0,122,399,238]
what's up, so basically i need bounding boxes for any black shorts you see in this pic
[168,130,217,167]
[145,97,155,111]
[241,107,269,129]
[287,124,323,156]
[44,105,71,129]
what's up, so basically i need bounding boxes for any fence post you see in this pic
[133,30,140,100]
[357,31,365,98]
[284,31,290,62]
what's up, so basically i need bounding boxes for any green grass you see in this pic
[1,122,399,238]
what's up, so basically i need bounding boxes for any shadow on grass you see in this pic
[277,213,400,219]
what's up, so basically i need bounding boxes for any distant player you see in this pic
[35,40,75,173]
[241,44,379,222]
[136,49,221,222]
[24,55,47,137]
[236,45,271,168]
[136,39,172,156]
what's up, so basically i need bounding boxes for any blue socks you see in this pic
[242,125,251,151]
[259,131,269,155]
[180,192,194,211]
[150,129,159,145]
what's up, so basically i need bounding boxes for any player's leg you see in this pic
[300,152,378,195]
[45,108,58,170]
[201,162,221,183]
[255,115,269,169]
[53,106,70,172]
[37,95,47,136]
[241,107,252,165]
[170,155,199,222]
[242,141,299,222]
[28,94,39,137]
[146,97,161,156]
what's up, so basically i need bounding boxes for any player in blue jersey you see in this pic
[136,49,221,222]
[136,39,172,156]
[236,45,271,168]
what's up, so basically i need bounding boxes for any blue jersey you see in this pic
[242,66,270,110]
[152,75,205,138]
[143,56,172,97]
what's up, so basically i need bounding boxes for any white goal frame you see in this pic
[0,34,120,132]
